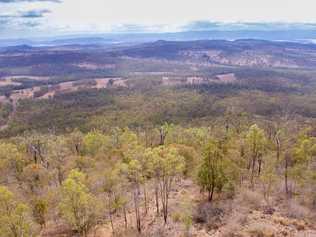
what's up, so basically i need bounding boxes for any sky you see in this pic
[1,0,316,39]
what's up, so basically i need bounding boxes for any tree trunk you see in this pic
[107,195,114,234]
[160,178,168,224]
[164,187,169,224]
[123,205,127,229]
[159,127,167,145]
[57,166,63,185]
[207,189,212,202]
[161,178,172,224]
[250,155,257,189]
[155,182,159,215]
[208,185,215,202]
[133,190,141,233]
[285,154,289,196]
[276,136,281,162]
[258,158,262,176]
[144,184,148,215]
[75,144,80,155]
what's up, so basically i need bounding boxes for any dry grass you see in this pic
[246,222,277,237]
[284,200,310,220]
[235,189,264,211]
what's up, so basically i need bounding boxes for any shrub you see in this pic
[237,189,264,210]
[193,201,225,230]
[246,223,276,237]
[284,200,310,220]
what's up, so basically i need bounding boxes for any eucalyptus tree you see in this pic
[0,186,32,237]
[245,124,267,188]
[146,145,185,223]
[197,140,228,202]
[59,170,100,237]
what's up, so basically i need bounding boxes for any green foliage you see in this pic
[166,126,210,150]
[289,133,316,188]
[47,136,72,185]
[59,170,100,236]
[102,163,127,194]
[172,144,199,177]
[293,134,316,164]
[146,145,185,181]
[118,128,139,149]
[21,164,49,195]
[67,128,84,155]
[82,130,111,156]
[246,124,267,155]
[0,112,314,234]
[0,103,13,121]
[245,124,267,187]
[0,40,316,235]
[259,154,278,204]
[0,143,25,182]
[146,145,185,223]
[197,140,229,201]
[0,186,32,237]
[32,198,48,228]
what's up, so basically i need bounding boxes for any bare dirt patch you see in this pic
[5,78,126,101]
[75,63,116,70]
[215,73,237,83]
[186,76,206,85]
[185,73,236,85]
[2,75,50,81]
[112,78,128,87]
[11,86,41,102]
[94,78,127,89]
[162,77,181,86]
[0,78,21,87]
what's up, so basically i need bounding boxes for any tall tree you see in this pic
[0,186,32,237]
[245,124,267,188]
[146,145,184,223]
[0,143,25,183]
[197,140,228,202]
[102,163,128,233]
[47,136,72,185]
[126,159,143,233]
[59,170,100,237]
[288,133,316,195]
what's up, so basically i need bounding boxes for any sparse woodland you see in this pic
[0,40,316,236]
[0,118,315,236]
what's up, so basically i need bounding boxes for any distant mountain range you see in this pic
[1,28,316,47]
[2,39,316,70]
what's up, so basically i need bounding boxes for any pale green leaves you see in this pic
[59,170,100,235]
[0,186,31,237]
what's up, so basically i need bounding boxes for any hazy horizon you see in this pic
[1,0,316,39]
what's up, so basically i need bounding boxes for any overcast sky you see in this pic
[1,0,316,39]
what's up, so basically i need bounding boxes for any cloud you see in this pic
[0,17,10,25]
[181,21,316,32]
[113,24,166,33]
[20,9,51,18]
[183,21,222,31]
[0,0,61,3]
[20,20,41,27]
[0,9,51,18]
[0,8,48,35]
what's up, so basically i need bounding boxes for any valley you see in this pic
[0,39,316,137]
[0,39,315,237]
